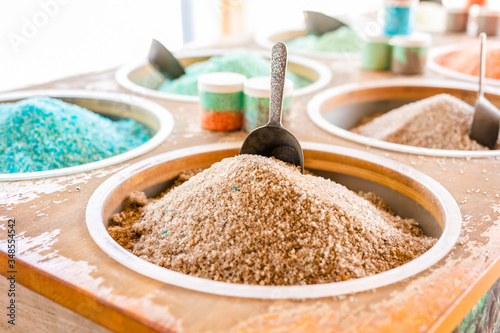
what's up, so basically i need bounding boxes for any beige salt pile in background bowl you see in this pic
[307,79,500,157]
[350,94,498,150]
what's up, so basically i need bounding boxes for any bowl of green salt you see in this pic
[115,48,332,102]
[0,90,174,180]
[254,26,363,60]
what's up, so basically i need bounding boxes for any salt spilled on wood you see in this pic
[109,154,436,286]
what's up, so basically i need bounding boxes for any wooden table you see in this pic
[1,34,500,332]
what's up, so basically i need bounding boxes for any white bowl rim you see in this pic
[427,42,500,87]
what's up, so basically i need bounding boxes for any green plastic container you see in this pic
[243,76,294,133]
[361,36,392,71]
[390,33,432,75]
[198,72,246,131]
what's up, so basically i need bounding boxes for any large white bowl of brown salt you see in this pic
[308,79,500,157]
[86,142,460,299]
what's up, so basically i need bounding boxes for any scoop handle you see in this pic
[268,42,288,127]
[478,33,486,99]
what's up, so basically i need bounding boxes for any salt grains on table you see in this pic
[351,94,495,150]
[108,154,436,286]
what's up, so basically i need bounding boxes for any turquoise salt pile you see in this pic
[286,26,362,53]
[0,97,151,173]
[156,49,311,96]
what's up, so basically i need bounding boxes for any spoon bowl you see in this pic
[303,11,347,35]
[148,39,186,80]
[470,33,500,149]
[240,42,304,171]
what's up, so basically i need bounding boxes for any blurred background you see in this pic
[0,0,387,92]
[3,0,500,92]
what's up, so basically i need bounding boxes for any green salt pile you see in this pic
[157,49,312,95]
[0,97,151,174]
[286,26,362,53]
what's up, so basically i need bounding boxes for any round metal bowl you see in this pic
[427,42,500,87]
[86,142,461,299]
[254,28,361,60]
[0,90,174,181]
[115,49,332,102]
[308,79,500,157]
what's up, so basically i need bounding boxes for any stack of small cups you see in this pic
[362,0,431,75]
[198,72,294,133]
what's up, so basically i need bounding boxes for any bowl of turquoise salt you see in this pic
[115,48,331,102]
[0,90,174,180]
[254,26,362,60]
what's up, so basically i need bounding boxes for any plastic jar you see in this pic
[384,0,419,36]
[468,5,500,36]
[391,33,432,75]
[361,36,392,71]
[198,72,246,131]
[445,7,469,32]
[243,76,294,133]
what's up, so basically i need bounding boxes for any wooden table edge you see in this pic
[429,255,500,333]
[0,251,173,333]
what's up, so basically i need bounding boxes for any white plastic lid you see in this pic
[243,76,294,98]
[197,72,247,93]
[365,35,392,43]
[390,32,432,47]
[469,5,500,17]
[445,7,468,14]
[385,0,417,7]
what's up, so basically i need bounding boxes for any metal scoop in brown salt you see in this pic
[240,42,304,171]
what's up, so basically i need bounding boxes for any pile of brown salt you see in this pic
[351,94,496,150]
[108,154,436,286]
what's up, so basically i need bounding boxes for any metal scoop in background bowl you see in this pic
[303,10,347,35]
[470,33,500,149]
[240,42,304,172]
[147,38,185,80]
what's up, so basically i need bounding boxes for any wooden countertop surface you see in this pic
[1,34,500,332]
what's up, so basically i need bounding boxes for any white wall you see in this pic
[0,0,183,91]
